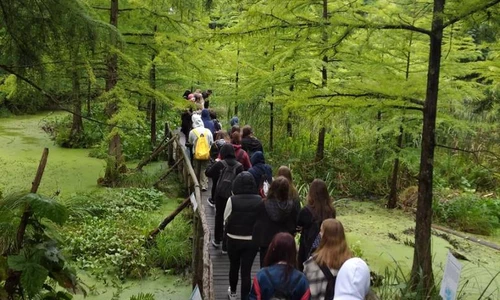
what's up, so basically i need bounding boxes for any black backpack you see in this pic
[215,161,241,200]
[263,268,302,300]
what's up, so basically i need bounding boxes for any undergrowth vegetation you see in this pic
[63,188,192,281]
[433,193,500,236]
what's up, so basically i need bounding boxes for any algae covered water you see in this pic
[0,113,191,299]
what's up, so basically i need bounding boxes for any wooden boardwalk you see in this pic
[178,130,261,299]
[202,182,261,300]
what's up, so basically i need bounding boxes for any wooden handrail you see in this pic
[172,134,214,299]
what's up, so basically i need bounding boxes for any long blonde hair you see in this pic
[313,219,352,269]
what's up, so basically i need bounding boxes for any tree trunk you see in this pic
[104,0,121,185]
[315,127,326,162]
[269,102,274,151]
[410,0,445,295]
[288,77,294,137]
[150,51,157,147]
[105,0,118,93]
[87,77,92,117]
[315,0,329,161]
[234,48,240,116]
[70,68,83,141]
[387,124,404,209]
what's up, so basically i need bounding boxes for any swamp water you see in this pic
[1,113,499,299]
[0,113,191,299]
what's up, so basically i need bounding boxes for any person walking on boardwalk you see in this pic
[224,171,262,300]
[241,125,263,156]
[188,114,213,191]
[207,131,230,208]
[201,108,216,136]
[298,179,336,271]
[248,151,273,198]
[249,232,311,300]
[252,176,299,267]
[230,131,252,171]
[205,144,243,249]
[277,166,301,204]
[303,219,349,300]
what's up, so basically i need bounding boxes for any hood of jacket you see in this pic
[219,143,236,159]
[232,171,258,195]
[192,114,204,128]
[264,198,295,222]
[250,151,265,165]
[334,257,370,300]
[230,116,239,126]
[201,109,210,120]
[232,144,243,152]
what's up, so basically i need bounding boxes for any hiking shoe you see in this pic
[202,187,208,192]
[211,240,220,248]
[207,197,215,208]
[227,287,236,300]
[221,249,227,255]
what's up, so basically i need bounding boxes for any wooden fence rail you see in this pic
[172,134,214,299]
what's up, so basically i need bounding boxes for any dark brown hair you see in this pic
[264,232,297,282]
[307,179,336,221]
[215,130,230,141]
[231,131,241,145]
[242,125,253,138]
[266,176,289,202]
[230,125,240,135]
[277,166,299,202]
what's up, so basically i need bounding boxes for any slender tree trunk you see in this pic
[410,0,445,295]
[288,76,294,137]
[234,48,240,116]
[270,102,274,151]
[87,77,92,117]
[387,125,404,209]
[70,68,83,140]
[150,50,157,147]
[105,0,118,93]
[315,0,328,161]
[388,30,414,209]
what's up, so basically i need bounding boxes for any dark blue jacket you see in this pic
[248,151,272,186]
[249,264,311,300]
[201,109,215,136]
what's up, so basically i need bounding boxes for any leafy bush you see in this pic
[433,193,500,235]
[42,113,105,148]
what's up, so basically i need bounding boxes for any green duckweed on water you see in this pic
[0,113,192,299]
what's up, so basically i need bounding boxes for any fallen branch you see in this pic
[432,224,500,251]
[135,137,174,171]
[153,157,184,187]
[147,197,191,240]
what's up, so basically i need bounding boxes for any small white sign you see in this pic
[190,192,198,212]
[440,251,462,300]
[189,285,202,300]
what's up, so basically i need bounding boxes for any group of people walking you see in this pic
[184,109,373,300]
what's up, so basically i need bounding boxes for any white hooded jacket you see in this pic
[334,257,370,300]
[188,114,213,154]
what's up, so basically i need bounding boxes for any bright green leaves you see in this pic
[24,193,69,226]
[8,249,49,298]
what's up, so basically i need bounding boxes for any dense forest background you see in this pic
[1,0,500,299]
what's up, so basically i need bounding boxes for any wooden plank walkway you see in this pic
[202,185,261,300]
[178,130,261,299]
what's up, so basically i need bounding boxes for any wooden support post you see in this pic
[17,148,49,250]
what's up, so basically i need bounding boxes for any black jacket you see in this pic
[252,197,299,247]
[242,136,264,156]
[226,172,262,236]
[205,144,243,199]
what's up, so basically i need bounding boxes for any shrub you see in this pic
[433,193,500,235]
